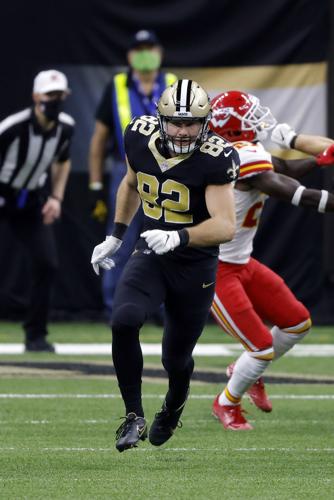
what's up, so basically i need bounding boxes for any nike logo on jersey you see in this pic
[202,281,215,288]
[224,149,233,157]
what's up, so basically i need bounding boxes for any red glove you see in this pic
[316,144,334,166]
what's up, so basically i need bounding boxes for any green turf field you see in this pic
[0,321,334,344]
[0,321,333,499]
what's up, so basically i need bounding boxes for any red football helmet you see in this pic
[209,91,276,142]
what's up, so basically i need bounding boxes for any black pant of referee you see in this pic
[0,185,58,351]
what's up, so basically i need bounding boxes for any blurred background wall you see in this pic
[0,0,333,322]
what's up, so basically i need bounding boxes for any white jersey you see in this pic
[219,141,273,264]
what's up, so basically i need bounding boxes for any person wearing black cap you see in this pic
[88,29,177,319]
[0,70,75,351]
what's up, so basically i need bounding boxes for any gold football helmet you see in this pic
[157,79,212,153]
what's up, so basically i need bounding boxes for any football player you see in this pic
[91,80,240,451]
[209,90,334,430]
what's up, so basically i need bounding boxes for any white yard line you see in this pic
[0,446,332,453]
[0,418,330,425]
[0,393,333,399]
[1,343,334,356]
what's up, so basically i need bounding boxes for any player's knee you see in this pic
[250,347,274,361]
[282,316,312,336]
[253,331,274,360]
[111,303,145,331]
[162,354,194,375]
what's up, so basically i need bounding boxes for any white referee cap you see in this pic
[33,70,70,94]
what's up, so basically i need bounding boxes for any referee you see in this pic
[0,69,75,352]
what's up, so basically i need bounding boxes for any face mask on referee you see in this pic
[39,98,63,121]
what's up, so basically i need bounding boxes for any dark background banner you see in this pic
[0,0,333,323]
[0,0,329,117]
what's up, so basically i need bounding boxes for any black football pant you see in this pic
[111,250,217,416]
[0,199,58,341]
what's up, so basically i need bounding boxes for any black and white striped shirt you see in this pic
[0,108,75,191]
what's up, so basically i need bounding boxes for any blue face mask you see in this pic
[40,98,63,121]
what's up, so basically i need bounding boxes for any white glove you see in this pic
[91,235,122,275]
[141,229,181,255]
[271,123,297,149]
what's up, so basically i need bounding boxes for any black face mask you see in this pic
[40,99,63,121]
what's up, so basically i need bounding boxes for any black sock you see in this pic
[119,383,144,417]
[112,324,144,417]
[165,361,193,409]
[165,386,189,411]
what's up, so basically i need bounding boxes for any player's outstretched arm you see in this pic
[271,123,334,155]
[248,170,334,212]
[272,143,334,179]
[294,134,334,156]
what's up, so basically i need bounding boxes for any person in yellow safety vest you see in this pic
[89,29,177,318]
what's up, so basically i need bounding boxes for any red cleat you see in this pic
[247,378,272,412]
[226,363,272,413]
[212,396,253,430]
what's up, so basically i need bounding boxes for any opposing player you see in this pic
[209,90,334,430]
[91,80,239,450]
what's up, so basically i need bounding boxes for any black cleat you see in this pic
[149,399,187,446]
[115,412,147,452]
[25,339,55,353]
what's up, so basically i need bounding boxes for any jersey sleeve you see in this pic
[233,141,273,179]
[0,115,24,162]
[123,118,140,172]
[205,146,240,185]
[57,133,72,162]
[53,120,74,162]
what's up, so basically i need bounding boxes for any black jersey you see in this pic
[124,115,240,260]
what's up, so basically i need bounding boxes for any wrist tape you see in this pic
[177,229,189,247]
[112,222,128,240]
[318,190,329,213]
[291,186,306,206]
[290,135,298,149]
